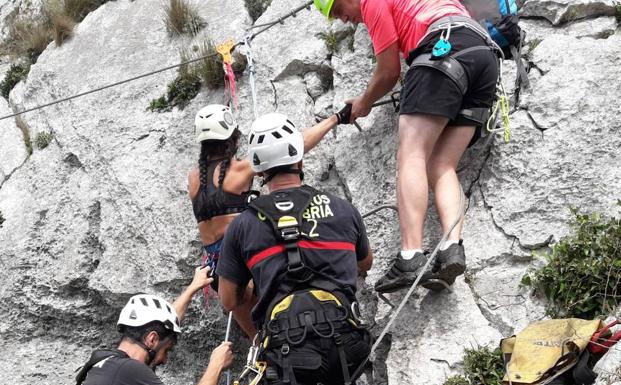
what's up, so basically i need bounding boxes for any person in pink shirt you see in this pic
[315,0,500,293]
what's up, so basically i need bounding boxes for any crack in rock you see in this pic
[478,184,553,250]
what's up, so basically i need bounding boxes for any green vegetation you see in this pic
[244,0,272,22]
[616,4,621,22]
[148,65,201,112]
[0,63,31,99]
[444,346,505,385]
[2,0,109,64]
[35,131,54,149]
[148,41,226,112]
[164,0,206,37]
[0,210,4,227]
[522,204,621,319]
[51,12,76,46]
[317,26,356,56]
[4,18,53,63]
[192,41,225,89]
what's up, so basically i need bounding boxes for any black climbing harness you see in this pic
[244,185,369,385]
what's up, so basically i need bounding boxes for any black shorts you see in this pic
[400,28,499,141]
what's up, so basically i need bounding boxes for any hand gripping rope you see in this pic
[350,185,466,383]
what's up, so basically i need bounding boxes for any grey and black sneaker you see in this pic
[374,251,428,293]
[421,240,466,291]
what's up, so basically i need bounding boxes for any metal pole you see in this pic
[225,312,233,385]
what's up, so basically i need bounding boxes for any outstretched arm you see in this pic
[349,42,401,122]
[303,115,338,153]
[173,266,213,323]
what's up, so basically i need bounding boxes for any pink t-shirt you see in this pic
[361,0,470,58]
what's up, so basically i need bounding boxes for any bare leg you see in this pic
[397,114,449,250]
[427,125,475,240]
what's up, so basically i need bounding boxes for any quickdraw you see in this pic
[217,38,238,109]
[234,335,267,385]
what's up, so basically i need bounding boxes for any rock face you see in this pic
[0,0,620,385]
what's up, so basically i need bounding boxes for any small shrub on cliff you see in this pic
[164,0,206,37]
[244,0,272,22]
[522,204,621,319]
[4,19,53,63]
[51,12,76,46]
[444,346,505,385]
[35,132,54,149]
[192,41,225,89]
[148,65,201,112]
[317,26,356,55]
[0,210,5,227]
[0,63,31,99]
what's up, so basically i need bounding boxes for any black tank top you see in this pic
[192,160,251,222]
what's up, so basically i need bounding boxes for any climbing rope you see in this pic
[243,34,259,119]
[224,311,233,385]
[351,185,466,382]
[0,0,315,122]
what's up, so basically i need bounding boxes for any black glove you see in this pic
[335,103,352,125]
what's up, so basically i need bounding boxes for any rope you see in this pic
[225,311,234,385]
[244,34,259,120]
[0,0,315,122]
[362,204,398,219]
[351,185,466,382]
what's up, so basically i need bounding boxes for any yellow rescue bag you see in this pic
[501,318,603,384]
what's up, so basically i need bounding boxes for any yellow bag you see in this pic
[501,318,603,384]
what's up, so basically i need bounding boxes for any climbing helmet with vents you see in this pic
[117,294,182,334]
[194,104,238,143]
[247,113,303,173]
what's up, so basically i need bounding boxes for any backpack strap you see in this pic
[75,349,128,385]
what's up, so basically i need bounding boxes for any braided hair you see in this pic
[198,129,241,188]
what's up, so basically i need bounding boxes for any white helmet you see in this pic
[117,294,181,334]
[248,113,304,173]
[195,104,238,143]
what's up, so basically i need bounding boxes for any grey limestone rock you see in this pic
[1,0,621,384]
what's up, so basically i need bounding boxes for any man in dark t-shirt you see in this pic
[78,268,233,385]
[217,113,373,385]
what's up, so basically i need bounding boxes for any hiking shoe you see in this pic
[421,240,466,291]
[374,252,427,293]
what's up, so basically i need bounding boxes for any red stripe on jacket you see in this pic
[246,240,356,269]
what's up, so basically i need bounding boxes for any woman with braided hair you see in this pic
[188,104,352,339]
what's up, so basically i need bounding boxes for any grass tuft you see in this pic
[35,132,54,149]
[164,0,206,37]
[191,41,225,89]
[443,346,505,385]
[51,12,76,46]
[0,63,31,99]
[317,26,356,56]
[522,204,621,319]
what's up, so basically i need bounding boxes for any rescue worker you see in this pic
[188,104,353,337]
[77,267,233,385]
[314,0,500,292]
[217,113,372,385]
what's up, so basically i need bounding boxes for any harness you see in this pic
[192,159,255,222]
[409,15,504,127]
[248,186,365,385]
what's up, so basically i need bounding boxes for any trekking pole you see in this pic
[350,186,465,382]
[225,312,233,385]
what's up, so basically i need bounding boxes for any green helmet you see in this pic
[314,0,335,18]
